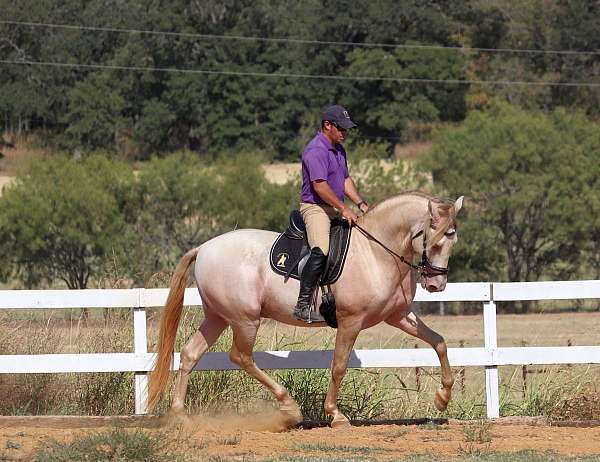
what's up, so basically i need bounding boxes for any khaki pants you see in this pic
[300,202,340,256]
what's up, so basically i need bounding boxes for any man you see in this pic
[294,104,369,323]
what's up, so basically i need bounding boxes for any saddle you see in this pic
[269,210,351,328]
[269,210,351,285]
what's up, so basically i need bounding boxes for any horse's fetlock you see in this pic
[442,376,454,389]
[324,402,337,415]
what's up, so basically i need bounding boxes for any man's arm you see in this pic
[344,177,369,214]
[313,180,359,223]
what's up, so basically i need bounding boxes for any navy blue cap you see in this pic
[321,105,357,129]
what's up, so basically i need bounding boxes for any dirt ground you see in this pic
[1,414,599,460]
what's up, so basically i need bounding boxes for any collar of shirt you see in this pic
[316,131,340,152]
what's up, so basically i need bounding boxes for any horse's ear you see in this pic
[428,200,439,220]
[454,196,464,214]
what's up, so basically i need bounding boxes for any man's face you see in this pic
[324,121,347,144]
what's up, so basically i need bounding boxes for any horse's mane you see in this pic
[367,191,457,249]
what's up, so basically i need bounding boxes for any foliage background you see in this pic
[1,1,598,159]
[0,1,599,311]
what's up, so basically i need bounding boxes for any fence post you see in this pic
[134,303,148,415]
[483,283,499,418]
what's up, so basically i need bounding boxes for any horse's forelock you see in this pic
[429,202,456,247]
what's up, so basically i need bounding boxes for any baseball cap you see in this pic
[321,105,357,129]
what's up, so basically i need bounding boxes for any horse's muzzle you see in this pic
[421,276,446,293]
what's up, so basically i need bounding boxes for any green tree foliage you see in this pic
[1,0,504,158]
[472,1,600,115]
[122,151,298,285]
[0,155,133,288]
[122,151,216,284]
[0,151,298,289]
[64,73,126,151]
[422,102,599,283]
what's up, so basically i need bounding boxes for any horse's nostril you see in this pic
[427,284,439,292]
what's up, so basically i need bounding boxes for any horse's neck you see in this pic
[360,194,428,255]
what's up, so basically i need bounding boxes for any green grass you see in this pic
[32,428,164,462]
[462,419,493,444]
[295,442,394,454]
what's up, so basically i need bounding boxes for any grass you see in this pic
[215,434,241,446]
[14,425,600,462]
[295,442,393,454]
[32,428,164,462]
[1,308,599,419]
[462,419,493,444]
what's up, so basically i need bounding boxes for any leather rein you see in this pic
[354,222,449,278]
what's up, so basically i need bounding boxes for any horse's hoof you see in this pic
[279,398,303,428]
[281,410,303,428]
[331,415,351,428]
[280,407,303,427]
[434,388,450,411]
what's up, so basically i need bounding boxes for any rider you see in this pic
[293,104,369,323]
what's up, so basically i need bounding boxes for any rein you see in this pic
[354,222,449,278]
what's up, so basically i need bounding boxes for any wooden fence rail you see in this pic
[1,281,599,418]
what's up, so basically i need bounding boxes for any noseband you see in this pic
[355,223,449,278]
[410,228,449,277]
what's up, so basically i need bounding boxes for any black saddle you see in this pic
[269,210,351,285]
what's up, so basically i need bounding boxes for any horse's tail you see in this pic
[148,247,199,411]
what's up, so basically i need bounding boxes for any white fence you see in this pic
[1,281,599,418]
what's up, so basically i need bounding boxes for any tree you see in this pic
[0,155,132,289]
[422,102,598,286]
[122,151,217,284]
[64,73,126,150]
[123,151,297,285]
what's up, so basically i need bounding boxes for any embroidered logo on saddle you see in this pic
[269,210,351,285]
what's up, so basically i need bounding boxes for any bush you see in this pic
[0,154,133,289]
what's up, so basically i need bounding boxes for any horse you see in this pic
[148,192,464,427]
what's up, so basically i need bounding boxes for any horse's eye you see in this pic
[444,229,456,237]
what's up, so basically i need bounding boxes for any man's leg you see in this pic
[293,203,333,323]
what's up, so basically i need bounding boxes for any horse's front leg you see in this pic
[386,310,454,411]
[324,324,361,428]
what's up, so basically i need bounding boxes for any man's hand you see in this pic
[341,205,359,225]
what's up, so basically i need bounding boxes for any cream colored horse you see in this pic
[149,192,464,427]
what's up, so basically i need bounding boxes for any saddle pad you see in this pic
[269,218,351,285]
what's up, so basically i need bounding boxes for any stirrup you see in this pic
[293,306,325,323]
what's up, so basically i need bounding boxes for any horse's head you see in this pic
[412,196,464,292]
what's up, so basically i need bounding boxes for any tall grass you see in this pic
[1,308,598,419]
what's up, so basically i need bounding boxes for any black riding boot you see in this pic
[293,247,327,323]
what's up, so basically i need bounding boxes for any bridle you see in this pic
[354,222,449,278]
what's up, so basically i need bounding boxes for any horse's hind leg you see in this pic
[229,321,302,427]
[385,310,454,411]
[171,314,228,414]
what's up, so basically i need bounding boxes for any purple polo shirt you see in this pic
[300,132,349,204]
